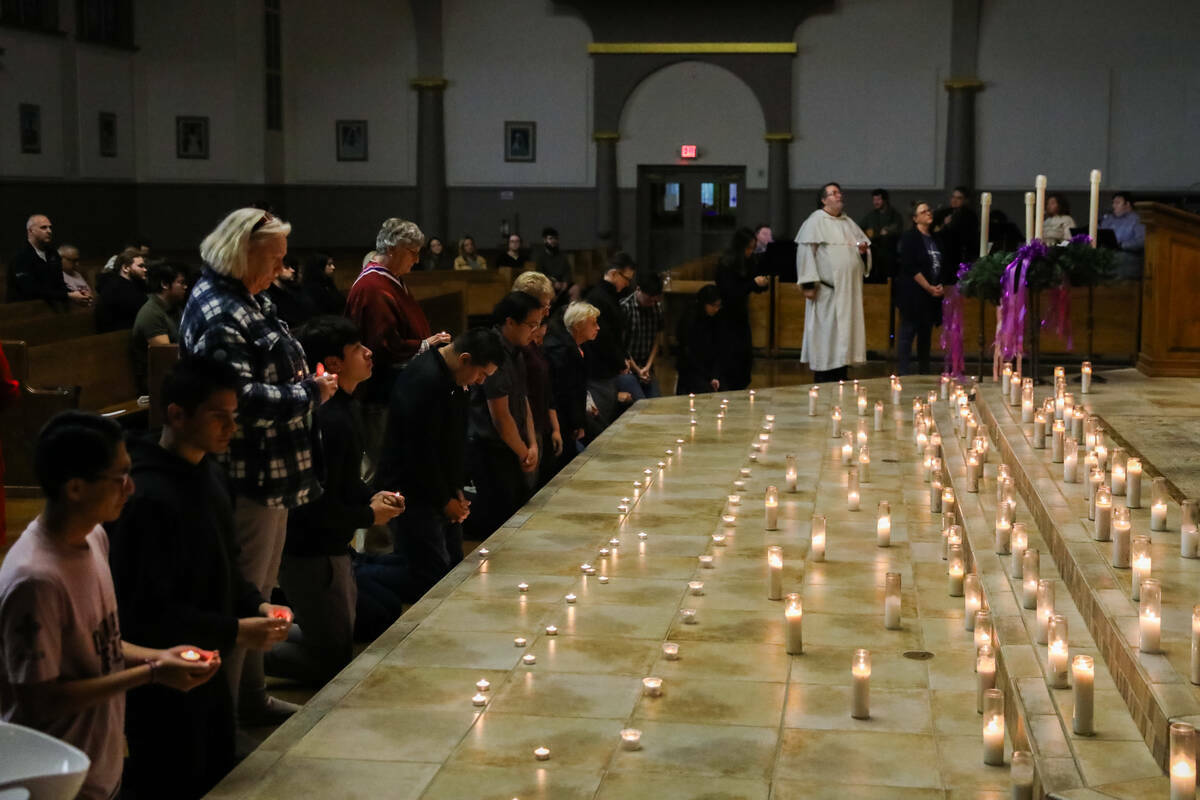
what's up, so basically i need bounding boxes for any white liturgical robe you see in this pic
[795,209,872,372]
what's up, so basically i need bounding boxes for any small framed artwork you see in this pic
[19,104,41,154]
[99,112,117,157]
[504,121,536,163]
[176,116,210,160]
[336,119,368,161]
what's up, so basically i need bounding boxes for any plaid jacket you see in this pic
[621,292,664,366]
[180,267,323,509]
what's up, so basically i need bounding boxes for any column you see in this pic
[595,131,619,246]
[412,78,448,238]
[765,133,792,237]
[944,79,983,193]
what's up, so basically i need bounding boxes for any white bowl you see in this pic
[0,722,89,800]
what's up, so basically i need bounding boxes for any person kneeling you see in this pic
[266,316,403,683]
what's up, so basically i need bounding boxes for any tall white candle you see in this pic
[1088,169,1102,247]
[785,593,803,654]
[765,486,779,531]
[830,406,841,437]
[979,192,992,257]
[948,543,965,597]
[1139,578,1162,653]
[1111,447,1127,495]
[1012,751,1035,800]
[1021,548,1039,609]
[873,400,884,431]
[1034,175,1047,240]
[1088,467,1103,521]
[884,572,902,630]
[976,643,996,714]
[964,574,982,632]
[767,545,783,600]
[1064,438,1079,483]
[931,478,944,513]
[982,688,1006,765]
[810,514,826,562]
[847,465,860,511]
[1132,535,1151,601]
[1094,487,1112,541]
[995,517,1012,555]
[1036,579,1055,645]
[851,648,871,719]
[1010,371,1022,406]
[1112,506,1131,568]
[1052,420,1065,462]
[876,501,891,547]
[1151,500,1168,532]
[1081,361,1092,395]
[1032,411,1046,449]
[785,455,798,493]
[1047,615,1069,688]
[1024,191,1035,243]
[809,385,819,416]
[1073,654,1095,736]
[858,445,871,484]
[1011,523,1028,577]
[1170,722,1196,800]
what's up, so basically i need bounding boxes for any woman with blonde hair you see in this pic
[180,207,339,726]
[545,300,598,467]
[453,235,486,270]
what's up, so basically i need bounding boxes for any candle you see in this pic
[1151,476,1168,530]
[1094,486,1112,541]
[1047,614,1069,688]
[545,625,558,636]
[727,493,742,507]
[1170,722,1196,800]
[679,609,697,624]
[1081,361,1092,394]
[1012,750,1035,800]
[838,380,845,403]
[1184,499,1198,531]
[1088,169,1102,246]
[1021,548,1039,609]
[662,642,680,661]
[565,593,577,604]
[810,514,826,562]
[1112,506,1131,568]
[514,637,527,647]
[1010,372,1021,406]
[1012,523,1028,577]
[1131,535,1151,600]
[948,542,965,597]
[472,692,488,707]
[847,465,860,511]
[809,385,819,416]
[931,478,943,513]
[1052,419,1065,462]
[598,575,609,584]
[943,487,956,521]
[478,547,490,558]
[1034,174,1047,240]
[767,545,783,600]
[856,419,869,448]
[1139,578,1161,653]
[830,406,842,437]
[522,653,536,665]
[688,580,704,596]
[689,393,695,411]
[1184,523,1199,559]
[1094,442,1108,472]
[1126,458,1142,507]
[711,533,726,547]
[858,445,871,484]
[965,451,980,493]
[698,555,714,569]
[964,573,982,632]
[1001,363,1012,395]
[620,728,643,751]
[977,643,996,713]
[1072,654,1095,736]
[857,392,868,417]
[1032,410,1046,449]
[891,378,902,406]
[876,501,891,548]
[884,572,902,630]
[1021,396,1034,425]
[841,433,854,465]
[1024,191,1036,243]
[1088,468,1104,521]
[1064,438,1079,483]
[979,192,992,256]
[517,582,530,593]
[1192,604,1200,685]
[982,688,1006,765]
[785,455,798,492]
[874,400,884,431]
[850,648,871,719]
[974,610,993,652]
[995,517,1012,555]
[1036,579,1054,645]
[1110,447,1127,495]
[722,514,736,526]
[534,746,550,761]
[785,593,804,654]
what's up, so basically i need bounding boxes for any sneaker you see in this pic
[240,695,301,727]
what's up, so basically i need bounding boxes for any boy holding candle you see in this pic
[1,411,219,800]
[108,357,293,798]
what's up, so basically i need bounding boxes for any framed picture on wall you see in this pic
[176,116,210,160]
[336,120,368,161]
[99,112,117,158]
[504,121,536,162]
[19,104,41,154]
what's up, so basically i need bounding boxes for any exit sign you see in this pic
[680,145,697,159]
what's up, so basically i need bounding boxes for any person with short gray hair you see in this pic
[346,218,451,479]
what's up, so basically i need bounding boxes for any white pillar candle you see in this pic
[884,572,902,630]
[1036,579,1054,645]
[785,455,798,492]
[1088,169,1102,246]
[948,543,965,597]
[1191,604,1200,685]
[1051,420,1065,463]
[809,385,819,416]
[944,524,962,561]
[1022,549,1039,609]
[1012,750,1035,800]
[784,593,804,654]
[966,451,980,493]
[642,677,663,697]
[1111,506,1131,568]
[943,488,957,521]
[765,486,779,531]
[838,380,845,403]
[995,518,1012,555]
[931,478,944,513]
[1032,411,1047,449]
[1131,535,1151,601]
[767,545,783,600]
[830,406,841,437]
[841,433,854,465]
[982,688,1006,765]
[1094,442,1108,472]
[857,391,868,417]
[1151,476,1168,529]
[1064,438,1079,483]
[847,465,860,511]
[923,444,937,480]
[964,574,982,632]
[1012,524,1028,577]
[858,445,871,484]
[1072,654,1095,736]
[1024,192,1035,243]
[1001,363,1012,395]
[1088,467,1103,520]
[1139,578,1162,653]
[810,514,826,562]
[857,419,869,449]
[1048,614,1069,689]
[1111,447,1127,495]
[975,610,993,652]
[1021,396,1034,424]
[876,501,891,547]
[1072,406,1085,443]
[1081,361,1092,394]
[851,648,871,719]
[1094,487,1112,541]
[1183,524,1199,559]
[892,378,902,406]
[874,400,884,432]
[979,192,992,257]
[1010,372,1022,406]
[976,643,996,713]
[1034,174,1047,240]
[1170,722,1197,800]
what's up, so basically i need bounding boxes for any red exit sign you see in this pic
[680,145,697,159]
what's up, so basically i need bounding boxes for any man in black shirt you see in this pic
[583,251,636,433]
[267,316,403,685]
[7,213,74,308]
[96,247,148,332]
[378,326,504,599]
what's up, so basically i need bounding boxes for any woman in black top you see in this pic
[496,233,525,269]
[895,201,948,375]
[300,253,345,315]
[420,237,454,271]
[714,227,770,390]
[675,284,724,395]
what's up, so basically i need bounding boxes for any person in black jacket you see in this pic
[545,300,598,462]
[377,327,505,600]
[715,227,770,390]
[300,252,345,314]
[896,201,948,375]
[266,316,404,685]
[265,254,316,328]
[96,247,148,332]
[583,252,636,432]
[675,284,724,395]
[108,356,292,799]
[7,214,75,308]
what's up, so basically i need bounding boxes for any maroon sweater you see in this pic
[344,265,431,404]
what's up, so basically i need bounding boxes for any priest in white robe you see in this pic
[795,182,872,381]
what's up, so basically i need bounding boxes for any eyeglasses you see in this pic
[251,212,274,233]
[92,470,132,487]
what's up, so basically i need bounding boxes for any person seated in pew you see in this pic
[266,316,403,685]
[265,254,316,328]
[107,357,291,799]
[96,247,148,332]
[0,411,219,800]
[496,233,526,270]
[453,235,487,270]
[419,236,454,271]
[57,244,94,306]
[130,262,189,395]
[377,327,504,601]
[7,213,75,309]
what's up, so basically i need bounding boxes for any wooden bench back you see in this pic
[0,340,81,491]
[0,306,96,346]
[26,330,137,412]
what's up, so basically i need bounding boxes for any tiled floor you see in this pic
[207,377,1176,799]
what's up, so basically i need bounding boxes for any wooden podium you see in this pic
[1136,202,1200,376]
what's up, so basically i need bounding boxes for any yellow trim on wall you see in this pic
[764,133,794,142]
[593,131,621,141]
[588,42,797,55]
[410,78,449,90]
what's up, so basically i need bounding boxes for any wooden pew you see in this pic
[19,331,142,416]
[0,306,96,346]
[0,340,81,492]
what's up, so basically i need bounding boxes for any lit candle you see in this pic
[943,487,956,520]
[1032,410,1046,449]
[850,648,871,719]
[995,517,1012,555]
[662,642,680,660]
[1139,578,1161,653]
[740,467,752,478]
[1021,388,1034,425]
[1021,548,1039,609]
[1131,535,1151,601]
[931,477,944,513]
[977,643,996,713]
[767,545,783,600]
[1126,458,1142,507]
[809,385,819,416]
[1151,476,1168,531]
[963,573,982,632]
[1094,442,1108,473]
[982,687,1006,765]
[1081,361,1092,394]
[1052,419,1065,463]
[1064,438,1079,483]
[830,406,842,437]
[689,393,695,411]
[727,493,742,507]
[1047,614,1069,688]
[974,610,993,652]
[698,555,714,569]
[711,533,726,547]
[876,501,891,548]
[565,593,577,604]
[1184,522,1199,559]
[856,419,869,448]
[679,608,697,625]
[1192,604,1200,685]
[784,592,804,654]
[1011,523,1028,577]
[478,548,489,558]
[545,625,558,636]
[534,746,550,761]
[1094,487,1112,542]
[1034,174,1047,239]
[1170,722,1196,800]
[858,445,871,483]
[874,400,884,432]
[1012,750,1035,800]
[620,728,643,751]
[841,433,854,465]
[1111,506,1131,568]
[810,514,826,562]
[1071,406,1085,443]
[1009,371,1021,406]
[517,582,530,593]
[1001,362,1012,395]
[785,455,798,492]
[884,572,902,630]
[1072,654,1095,736]
[522,653,536,665]
[472,692,488,707]
[847,465,860,511]
[722,514,737,526]
[514,637,527,647]
[598,576,609,584]
[1088,468,1104,521]
[857,391,868,417]
[965,450,980,493]
[688,580,704,595]
[1110,447,1127,495]
[948,542,965,597]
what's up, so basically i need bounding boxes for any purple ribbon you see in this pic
[940,284,965,378]
[994,240,1048,361]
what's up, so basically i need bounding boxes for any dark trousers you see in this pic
[812,366,849,383]
[267,553,356,686]
[896,316,933,376]
[353,552,411,641]
[466,439,530,539]
[391,500,464,599]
